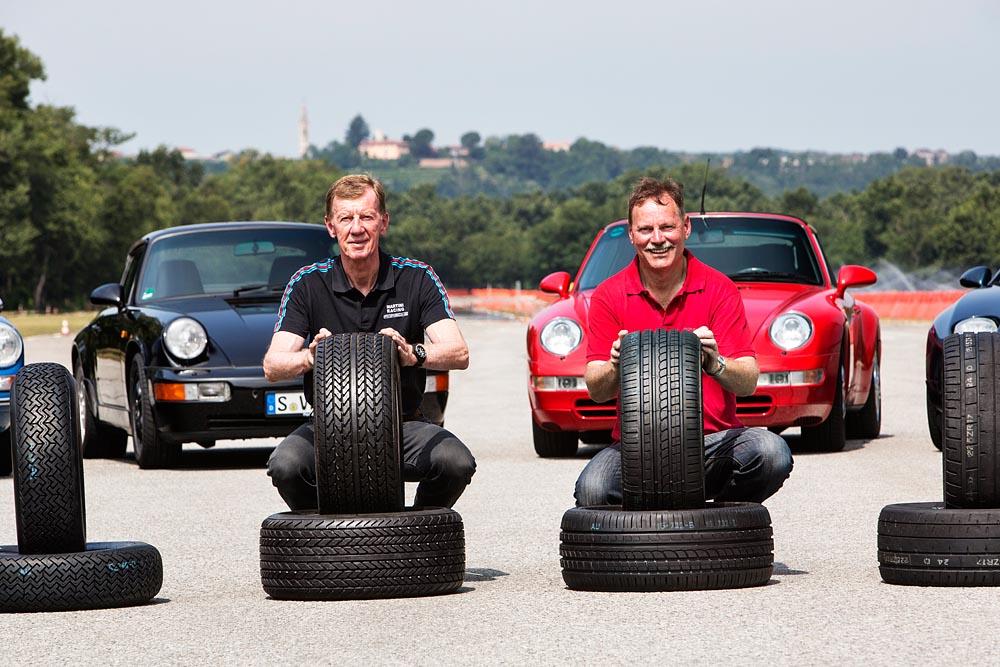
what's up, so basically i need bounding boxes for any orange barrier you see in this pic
[447,287,969,322]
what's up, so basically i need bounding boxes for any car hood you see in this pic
[732,283,826,339]
[148,295,279,366]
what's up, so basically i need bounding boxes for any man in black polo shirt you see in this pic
[263,174,476,510]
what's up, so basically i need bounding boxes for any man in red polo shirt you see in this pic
[576,176,792,506]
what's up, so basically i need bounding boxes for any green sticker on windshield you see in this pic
[141,288,154,300]
[608,226,626,238]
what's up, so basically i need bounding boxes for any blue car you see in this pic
[0,297,26,476]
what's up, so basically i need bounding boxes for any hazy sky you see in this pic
[4,0,999,157]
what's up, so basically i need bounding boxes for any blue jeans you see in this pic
[574,427,793,506]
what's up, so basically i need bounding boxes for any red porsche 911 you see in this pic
[527,213,881,456]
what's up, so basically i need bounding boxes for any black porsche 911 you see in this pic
[73,221,449,469]
[925,265,1000,449]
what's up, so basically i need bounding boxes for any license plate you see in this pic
[265,391,313,416]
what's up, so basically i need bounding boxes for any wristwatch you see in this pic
[413,343,427,367]
[707,354,726,378]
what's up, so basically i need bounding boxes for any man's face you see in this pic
[628,197,691,275]
[324,188,388,262]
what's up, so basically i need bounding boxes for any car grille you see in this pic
[736,395,773,416]
[573,399,617,419]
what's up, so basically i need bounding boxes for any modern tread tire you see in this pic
[532,421,578,457]
[0,541,162,612]
[560,503,773,592]
[847,352,881,440]
[11,363,86,555]
[313,333,404,514]
[618,329,704,510]
[942,332,1000,508]
[878,502,1000,586]
[801,362,847,451]
[260,507,465,600]
[927,393,943,451]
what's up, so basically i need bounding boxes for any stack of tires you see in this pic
[1,363,162,612]
[260,334,465,600]
[560,330,774,591]
[880,331,1000,586]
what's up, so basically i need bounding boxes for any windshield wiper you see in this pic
[729,269,801,281]
[232,283,269,297]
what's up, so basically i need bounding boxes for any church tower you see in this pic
[298,105,309,158]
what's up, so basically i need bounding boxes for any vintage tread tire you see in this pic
[618,330,704,511]
[75,364,127,459]
[942,333,1000,508]
[11,363,86,554]
[260,508,465,600]
[878,502,1000,586]
[0,541,162,612]
[532,421,578,458]
[313,333,403,514]
[129,357,179,469]
[560,503,773,592]
[847,352,882,440]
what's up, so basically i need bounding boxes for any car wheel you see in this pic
[128,356,179,469]
[878,502,1000,586]
[618,330,705,509]
[942,333,1000,508]
[0,430,11,477]
[260,508,465,600]
[75,363,127,459]
[560,503,773,591]
[0,541,162,612]
[313,333,404,514]
[927,394,943,450]
[801,362,847,451]
[10,363,87,554]
[846,353,881,440]
[532,421,578,457]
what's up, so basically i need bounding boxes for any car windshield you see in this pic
[576,217,824,291]
[135,226,338,302]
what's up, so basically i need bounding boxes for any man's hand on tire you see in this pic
[380,327,418,366]
[306,328,332,370]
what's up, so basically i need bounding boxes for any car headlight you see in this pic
[163,317,208,360]
[954,316,998,334]
[540,318,582,356]
[769,313,813,351]
[0,323,23,368]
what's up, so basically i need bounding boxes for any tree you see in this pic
[407,128,436,158]
[345,114,370,149]
[460,131,484,159]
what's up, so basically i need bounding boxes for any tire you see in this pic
[260,508,465,600]
[75,363,127,459]
[10,363,86,555]
[532,421,578,457]
[801,362,847,451]
[618,329,704,510]
[0,542,162,612]
[942,333,1000,508]
[878,502,1000,586]
[129,356,179,469]
[847,352,881,440]
[927,393,943,451]
[560,503,773,592]
[0,430,10,477]
[313,333,403,514]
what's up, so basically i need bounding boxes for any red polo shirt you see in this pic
[586,250,755,439]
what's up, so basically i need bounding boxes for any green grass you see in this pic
[2,311,96,337]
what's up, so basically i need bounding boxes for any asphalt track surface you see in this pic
[3,319,997,664]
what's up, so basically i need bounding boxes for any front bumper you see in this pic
[148,366,307,444]
[528,387,616,433]
[737,352,839,428]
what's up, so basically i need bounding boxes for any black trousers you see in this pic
[266,420,476,510]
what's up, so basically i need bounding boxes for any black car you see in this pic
[74,222,448,469]
[925,265,1000,449]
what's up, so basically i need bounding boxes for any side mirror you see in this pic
[90,283,124,308]
[960,266,992,289]
[835,265,877,299]
[539,271,571,299]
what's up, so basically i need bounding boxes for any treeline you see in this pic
[3,31,1000,312]
[310,115,1000,199]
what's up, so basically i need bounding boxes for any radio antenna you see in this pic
[699,158,711,216]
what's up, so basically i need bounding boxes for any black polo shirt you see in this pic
[274,250,454,417]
